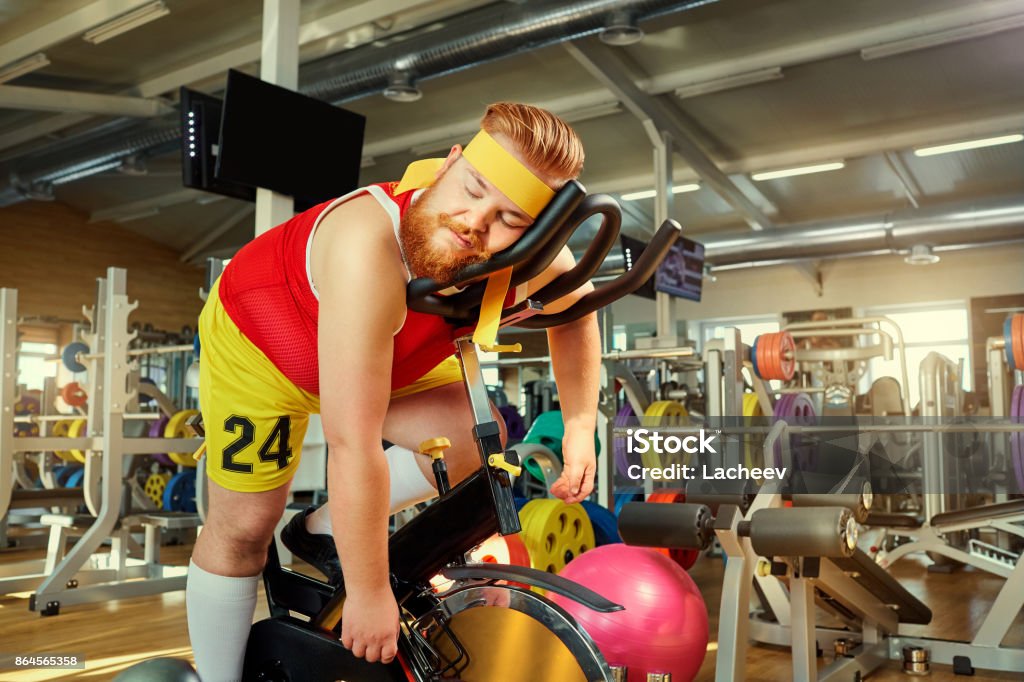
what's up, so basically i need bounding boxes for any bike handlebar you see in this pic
[404,180,682,330]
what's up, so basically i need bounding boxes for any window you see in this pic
[700,318,780,349]
[863,305,971,408]
[18,341,58,390]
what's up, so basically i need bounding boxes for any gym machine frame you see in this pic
[242,181,683,681]
[0,268,203,613]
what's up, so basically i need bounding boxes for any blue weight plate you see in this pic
[751,336,762,379]
[581,500,622,546]
[613,492,644,517]
[65,468,85,488]
[61,341,90,374]
[1005,317,1016,371]
[163,470,198,513]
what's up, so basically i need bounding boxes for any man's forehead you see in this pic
[463,163,530,220]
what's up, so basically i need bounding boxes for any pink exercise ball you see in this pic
[550,544,708,681]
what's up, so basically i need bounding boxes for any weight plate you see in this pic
[751,335,762,379]
[65,468,85,488]
[518,499,595,576]
[148,414,173,466]
[647,490,700,570]
[61,341,90,374]
[614,404,637,477]
[164,409,200,467]
[1013,314,1024,373]
[163,470,197,512]
[60,382,88,408]
[144,472,172,509]
[580,500,621,546]
[1011,385,1024,493]
[772,392,817,469]
[1004,317,1016,371]
[68,419,88,463]
[51,419,76,461]
[640,400,691,468]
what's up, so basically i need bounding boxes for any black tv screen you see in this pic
[619,234,656,300]
[180,87,256,203]
[216,69,366,211]
[654,237,704,302]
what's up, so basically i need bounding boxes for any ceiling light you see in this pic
[600,10,644,47]
[904,244,940,266]
[621,184,700,201]
[0,53,50,84]
[861,15,1024,61]
[82,1,170,45]
[382,71,422,102]
[752,162,845,181]
[913,134,1023,157]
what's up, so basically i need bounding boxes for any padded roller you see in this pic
[747,507,857,558]
[617,502,713,551]
[684,478,757,514]
[787,480,872,523]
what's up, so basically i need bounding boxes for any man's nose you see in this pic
[463,207,488,233]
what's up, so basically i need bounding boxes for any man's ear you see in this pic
[436,144,463,179]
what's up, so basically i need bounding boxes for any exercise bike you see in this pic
[236,182,681,682]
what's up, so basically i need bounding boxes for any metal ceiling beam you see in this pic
[0,84,172,117]
[883,152,923,209]
[89,188,201,223]
[181,206,254,263]
[0,0,486,153]
[360,0,1024,161]
[585,111,1024,196]
[565,40,773,232]
[0,0,154,69]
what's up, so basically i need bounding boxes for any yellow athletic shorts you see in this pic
[198,280,463,493]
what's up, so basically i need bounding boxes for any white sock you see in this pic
[306,444,438,535]
[186,559,259,682]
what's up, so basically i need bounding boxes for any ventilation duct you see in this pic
[0,0,714,206]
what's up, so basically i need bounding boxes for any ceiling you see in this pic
[0,0,1022,265]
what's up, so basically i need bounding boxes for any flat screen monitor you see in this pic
[215,69,366,211]
[654,236,704,302]
[180,87,256,203]
[619,234,656,300]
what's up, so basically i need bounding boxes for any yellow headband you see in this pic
[394,130,555,218]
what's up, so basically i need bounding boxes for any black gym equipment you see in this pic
[238,185,682,681]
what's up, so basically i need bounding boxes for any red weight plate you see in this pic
[779,332,796,381]
[1013,314,1024,372]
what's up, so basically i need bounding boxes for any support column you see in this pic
[255,0,300,236]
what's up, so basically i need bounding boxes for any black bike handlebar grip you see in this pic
[618,501,714,551]
[430,193,626,323]
[513,218,681,329]
[524,195,622,306]
[406,180,585,315]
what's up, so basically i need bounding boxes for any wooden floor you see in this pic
[0,536,1021,681]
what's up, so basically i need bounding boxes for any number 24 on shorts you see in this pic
[221,415,293,473]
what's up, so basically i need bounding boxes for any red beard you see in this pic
[400,187,492,285]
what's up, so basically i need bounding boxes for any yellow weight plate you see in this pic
[165,409,200,467]
[51,419,76,461]
[742,393,764,468]
[144,472,172,508]
[518,499,595,579]
[68,418,88,463]
[640,400,690,468]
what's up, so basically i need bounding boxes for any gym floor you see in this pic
[1,538,1020,680]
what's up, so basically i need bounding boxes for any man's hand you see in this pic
[550,431,595,504]
[340,587,400,664]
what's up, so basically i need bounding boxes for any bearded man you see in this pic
[186,102,600,681]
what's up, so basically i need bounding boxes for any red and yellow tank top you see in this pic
[217,182,523,394]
